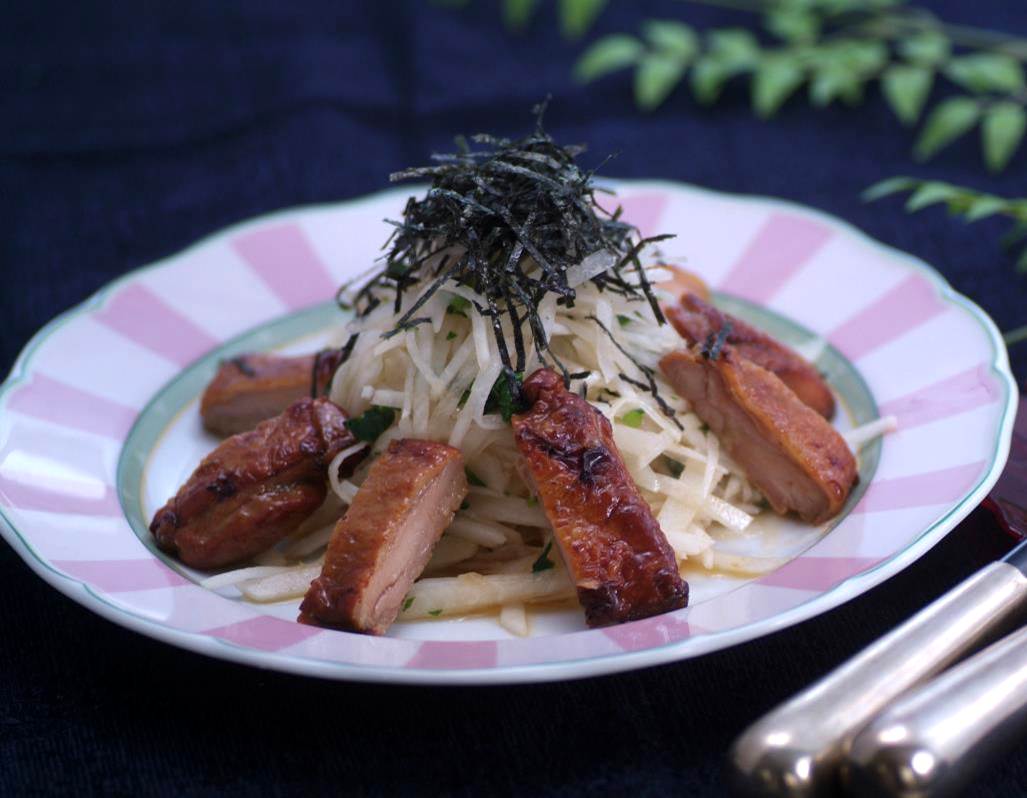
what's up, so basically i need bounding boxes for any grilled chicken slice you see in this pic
[660,346,856,524]
[299,439,468,634]
[512,369,688,627]
[200,350,344,436]
[667,293,836,419]
[151,397,362,569]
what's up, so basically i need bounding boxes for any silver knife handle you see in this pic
[727,561,1027,797]
[846,621,1027,798]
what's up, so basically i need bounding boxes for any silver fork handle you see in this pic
[846,622,1027,798]
[727,561,1027,797]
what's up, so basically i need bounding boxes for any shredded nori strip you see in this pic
[342,100,675,384]
[586,314,683,429]
[309,333,360,399]
[229,356,256,377]
[701,320,733,362]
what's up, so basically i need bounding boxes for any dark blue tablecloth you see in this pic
[2,2,1026,795]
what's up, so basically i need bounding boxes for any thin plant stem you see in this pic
[1005,324,1027,348]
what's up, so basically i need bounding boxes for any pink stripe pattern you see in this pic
[718,213,833,304]
[233,223,337,310]
[759,556,883,592]
[7,374,138,439]
[205,616,323,652]
[602,612,692,652]
[0,479,121,517]
[616,193,669,238]
[829,275,947,361]
[405,640,498,670]
[94,283,218,367]
[879,364,1001,430]
[52,559,189,592]
[855,461,986,513]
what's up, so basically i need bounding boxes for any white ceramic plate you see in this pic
[0,181,1017,684]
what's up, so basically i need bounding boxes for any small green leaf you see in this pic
[446,330,458,341]
[465,468,486,488]
[634,53,686,111]
[946,54,1024,94]
[344,406,396,443]
[914,97,981,161]
[982,102,1027,173]
[532,540,555,573]
[707,29,760,70]
[862,176,919,202]
[620,408,645,428]
[810,66,860,107]
[642,20,697,61]
[1002,220,1027,250]
[765,9,819,43]
[574,35,643,83]
[964,195,1009,222]
[616,313,633,327]
[503,0,538,31]
[881,64,933,125]
[753,55,805,118]
[905,181,960,212]
[691,56,732,104]
[899,31,951,66]
[447,295,471,316]
[402,596,414,612]
[428,609,443,617]
[558,0,607,40]
[838,40,888,77]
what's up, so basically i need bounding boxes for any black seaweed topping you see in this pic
[341,101,674,383]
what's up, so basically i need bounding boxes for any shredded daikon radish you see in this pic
[499,603,530,636]
[447,517,510,548]
[399,570,574,619]
[844,415,898,449]
[327,442,368,503]
[240,562,323,603]
[200,566,296,590]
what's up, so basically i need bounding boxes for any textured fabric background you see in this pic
[1,1,1025,795]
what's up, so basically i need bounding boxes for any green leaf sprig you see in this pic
[864,177,1027,273]
[466,0,1027,172]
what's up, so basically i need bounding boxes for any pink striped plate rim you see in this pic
[0,181,1017,684]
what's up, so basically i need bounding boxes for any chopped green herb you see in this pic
[699,422,710,433]
[428,609,443,617]
[485,370,526,422]
[460,500,470,511]
[447,296,471,317]
[526,495,538,507]
[458,387,471,408]
[466,468,486,487]
[344,406,397,443]
[620,408,645,428]
[617,313,633,327]
[446,330,458,341]
[701,320,734,361]
[402,596,415,612]
[663,456,685,479]
[532,540,555,572]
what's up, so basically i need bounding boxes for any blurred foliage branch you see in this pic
[460,0,1027,173]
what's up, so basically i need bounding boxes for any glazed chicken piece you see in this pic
[300,439,468,634]
[512,369,688,627]
[200,349,344,436]
[150,397,363,569]
[660,346,856,525]
[667,293,836,420]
